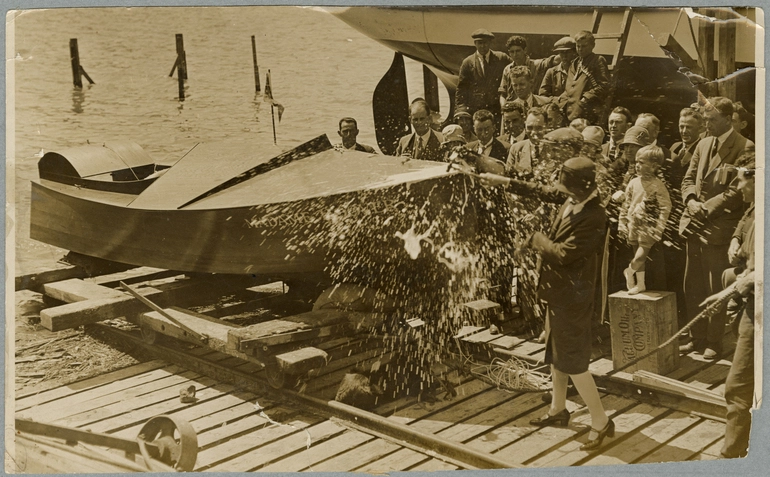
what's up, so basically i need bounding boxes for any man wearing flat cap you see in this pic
[539,37,577,100]
[454,107,478,143]
[456,29,511,125]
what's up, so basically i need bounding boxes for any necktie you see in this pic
[609,142,616,161]
[413,136,423,159]
[708,138,720,171]
[480,55,487,77]
[478,143,485,155]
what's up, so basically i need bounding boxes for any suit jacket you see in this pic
[456,50,511,116]
[531,194,607,306]
[354,143,377,154]
[539,62,569,98]
[394,129,444,162]
[505,139,539,176]
[467,137,510,163]
[679,130,754,244]
[557,53,610,122]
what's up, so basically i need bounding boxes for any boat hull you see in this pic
[31,169,472,278]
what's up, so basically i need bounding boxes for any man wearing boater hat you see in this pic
[456,29,511,124]
[480,158,614,451]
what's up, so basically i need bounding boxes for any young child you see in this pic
[618,145,672,294]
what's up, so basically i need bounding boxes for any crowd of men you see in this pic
[334,27,758,459]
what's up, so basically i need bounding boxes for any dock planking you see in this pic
[15,266,739,472]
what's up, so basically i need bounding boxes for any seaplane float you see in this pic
[328,6,758,154]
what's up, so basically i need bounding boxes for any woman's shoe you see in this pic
[580,419,615,451]
[530,408,570,427]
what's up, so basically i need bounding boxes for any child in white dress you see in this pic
[618,145,672,294]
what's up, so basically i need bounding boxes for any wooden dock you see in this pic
[13,266,733,471]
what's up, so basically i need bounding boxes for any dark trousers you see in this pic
[683,237,730,345]
[662,242,688,327]
[722,302,754,458]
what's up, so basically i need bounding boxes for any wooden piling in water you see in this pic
[70,39,82,88]
[251,35,261,93]
[170,33,187,101]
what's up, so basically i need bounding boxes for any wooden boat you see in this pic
[30,135,468,278]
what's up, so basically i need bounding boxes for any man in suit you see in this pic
[467,109,510,163]
[395,100,444,162]
[456,29,511,123]
[337,117,377,153]
[601,106,633,164]
[502,35,560,97]
[505,107,557,177]
[664,107,705,329]
[539,37,577,99]
[679,97,754,359]
[498,65,551,113]
[557,31,610,124]
[500,100,526,146]
[635,113,672,159]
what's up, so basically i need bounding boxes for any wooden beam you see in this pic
[275,347,328,375]
[40,287,162,331]
[227,309,348,352]
[44,279,127,302]
[716,9,737,99]
[15,265,87,292]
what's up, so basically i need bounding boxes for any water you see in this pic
[11,6,437,275]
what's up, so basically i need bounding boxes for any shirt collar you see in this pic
[477,51,490,62]
[345,143,358,151]
[417,130,432,143]
[481,137,495,148]
[568,189,598,215]
[716,127,733,144]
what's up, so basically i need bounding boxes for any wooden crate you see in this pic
[608,291,679,375]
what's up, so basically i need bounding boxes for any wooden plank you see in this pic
[84,380,236,434]
[88,267,180,287]
[387,379,493,425]
[15,265,87,292]
[257,428,376,472]
[354,447,429,473]
[463,328,506,344]
[195,416,322,470]
[16,364,187,415]
[302,438,401,472]
[250,323,351,347]
[529,402,669,467]
[635,418,725,463]
[15,359,167,409]
[14,434,147,473]
[632,370,725,406]
[586,410,699,466]
[434,392,544,444]
[275,347,328,375]
[44,278,128,302]
[48,371,210,427]
[194,405,300,449]
[405,388,516,436]
[691,437,725,460]
[464,299,501,311]
[227,309,348,351]
[409,458,461,471]
[112,389,262,439]
[40,287,163,331]
[453,325,485,339]
[489,335,525,350]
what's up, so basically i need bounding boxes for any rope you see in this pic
[452,334,551,393]
[607,283,740,376]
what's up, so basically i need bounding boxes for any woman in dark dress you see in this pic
[481,156,614,450]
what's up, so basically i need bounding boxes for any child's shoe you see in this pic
[628,272,646,295]
[623,267,636,291]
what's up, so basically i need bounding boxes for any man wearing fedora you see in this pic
[456,29,511,124]
[480,157,614,451]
